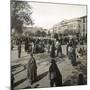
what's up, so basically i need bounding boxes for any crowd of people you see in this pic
[12,37,64,58]
[11,36,86,89]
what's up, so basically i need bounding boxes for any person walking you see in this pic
[49,59,62,87]
[71,45,77,66]
[55,40,59,56]
[68,44,73,60]
[50,42,56,58]
[66,42,70,56]
[17,41,21,58]
[57,41,62,57]
[27,53,37,85]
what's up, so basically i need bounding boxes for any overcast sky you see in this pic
[29,2,87,29]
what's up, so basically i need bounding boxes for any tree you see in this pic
[35,30,41,37]
[41,31,47,37]
[11,1,33,33]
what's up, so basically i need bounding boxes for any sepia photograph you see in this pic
[11,0,87,90]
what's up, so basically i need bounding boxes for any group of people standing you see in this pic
[16,38,52,58]
[11,37,86,89]
[26,38,85,87]
[12,36,63,59]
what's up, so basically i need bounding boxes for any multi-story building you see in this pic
[80,16,87,37]
[52,16,87,38]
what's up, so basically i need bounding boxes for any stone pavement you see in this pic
[11,45,87,90]
[12,56,82,90]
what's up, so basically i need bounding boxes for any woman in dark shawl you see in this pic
[49,59,62,87]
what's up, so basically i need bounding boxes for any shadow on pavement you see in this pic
[33,84,40,88]
[14,68,25,75]
[23,86,31,89]
[11,64,22,72]
[63,80,72,86]
[23,83,40,89]
[11,64,21,69]
[14,77,27,87]
[13,72,48,89]
[35,71,48,83]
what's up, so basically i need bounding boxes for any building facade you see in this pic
[52,16,87,38]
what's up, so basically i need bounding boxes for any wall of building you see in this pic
[52,16,87,38]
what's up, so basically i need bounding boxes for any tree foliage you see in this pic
[35,30,47,37]
[11,1,33,33]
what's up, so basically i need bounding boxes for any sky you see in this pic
[29,2,87,29]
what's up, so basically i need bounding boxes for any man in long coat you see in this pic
[27,53,37,85]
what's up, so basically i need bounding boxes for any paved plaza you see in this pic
[11,45,87,89]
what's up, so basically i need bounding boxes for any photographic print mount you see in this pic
[11,0,87,89]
